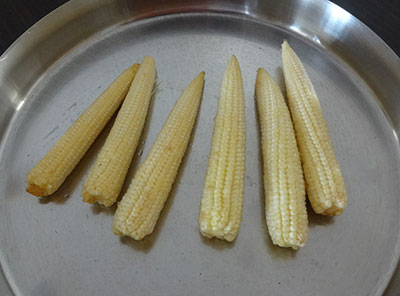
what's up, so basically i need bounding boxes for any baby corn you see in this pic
[82,56,156,207]
[199,56,246,242]
[26,64,140,197]
[282,41,347,215]
[256,68,308,249]
[112,72,205,240]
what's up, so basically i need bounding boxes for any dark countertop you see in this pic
[1,0,400,56]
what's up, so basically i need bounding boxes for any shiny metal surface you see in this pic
[1,0,400,295]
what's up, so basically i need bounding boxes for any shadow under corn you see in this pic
[307,201,334,227]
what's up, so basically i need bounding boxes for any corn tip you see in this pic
[142,56,155,67]
[81,190,96,204]
[130,63,140,70]
[257,67,269,77]
[26,184,46,197]
[195,71,205,81]
[282,39,289,49]
[112,225,123,236]
[229,55,239,65]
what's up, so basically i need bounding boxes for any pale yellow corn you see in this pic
[82,56,156,207]
[282,41,347,215]
[199,56,246,242]
[26,64,140,197]
[112,72,205,240]
[256,68,308,249]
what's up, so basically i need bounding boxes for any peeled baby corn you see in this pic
[112,72,205,240]
[26,64,140,197]
[282,41,347,215]
[256,68,308,249]
[82,56,156,207]
[199,56,246,242]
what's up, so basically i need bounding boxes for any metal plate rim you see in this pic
[1,1,400,295]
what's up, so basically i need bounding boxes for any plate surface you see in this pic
[1,0,400,295]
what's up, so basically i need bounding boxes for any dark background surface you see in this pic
[0,0,399,55]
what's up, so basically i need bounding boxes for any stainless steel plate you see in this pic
[1,0,400,295]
